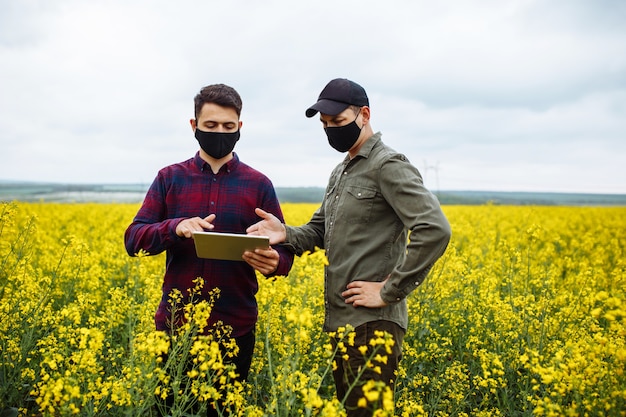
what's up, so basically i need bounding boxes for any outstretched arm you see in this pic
[246,208,287,245]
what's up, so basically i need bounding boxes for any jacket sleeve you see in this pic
[258,181,295,277]
[378,155,452,304]
[284,204,326,256]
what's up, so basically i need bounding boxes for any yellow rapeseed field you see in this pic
[0,202,624,416]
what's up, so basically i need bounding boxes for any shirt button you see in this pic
[210,202,215,206]
[357,192,362,197]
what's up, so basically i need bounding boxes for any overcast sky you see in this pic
[1,0,624,193]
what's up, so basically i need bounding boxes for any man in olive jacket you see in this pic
[248,78,451,416]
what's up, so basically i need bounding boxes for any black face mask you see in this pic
[324,110,362,153]
[194,128,240,159]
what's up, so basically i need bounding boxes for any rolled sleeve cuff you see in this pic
[380,285,413,305]
[284,227,302,256]
[380,266,433,304]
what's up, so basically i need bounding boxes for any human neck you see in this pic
[200,150,233,174]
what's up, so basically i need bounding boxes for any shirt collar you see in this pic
[194,151,240,173]
[345,131,382,162]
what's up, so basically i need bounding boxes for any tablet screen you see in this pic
[192,231,270,261]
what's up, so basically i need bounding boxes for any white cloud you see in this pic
[1,0,625,193]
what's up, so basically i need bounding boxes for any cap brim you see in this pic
[305,99,350,118]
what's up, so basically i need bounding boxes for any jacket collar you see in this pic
[345,131,382,162]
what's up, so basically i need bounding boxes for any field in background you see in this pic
[2,181,626,205]
[1,202,625,416]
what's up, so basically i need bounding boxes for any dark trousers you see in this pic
[331,321,405,417]
[158,329,255,417]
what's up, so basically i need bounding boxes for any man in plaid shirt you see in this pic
[125,83,293,416]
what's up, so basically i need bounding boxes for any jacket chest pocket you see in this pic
[342,186,377,224]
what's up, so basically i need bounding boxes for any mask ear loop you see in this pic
[352,107,363,130]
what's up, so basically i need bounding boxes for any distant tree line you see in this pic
[1,182,625,205]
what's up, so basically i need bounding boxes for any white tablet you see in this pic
[192,231,270,261]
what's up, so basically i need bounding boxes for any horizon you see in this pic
[1,179,625,197]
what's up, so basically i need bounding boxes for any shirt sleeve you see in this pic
[124,173,185,257]
[259,185,295,277]
[284,204,326,256]
[378,154,452,304]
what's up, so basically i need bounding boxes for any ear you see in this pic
[239,120,243,130]
[190,118,197,131]
[360,106,371,125]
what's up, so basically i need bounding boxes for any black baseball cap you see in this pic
[305,78,369,118]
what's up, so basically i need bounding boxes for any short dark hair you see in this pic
[348,105,362,114]
[194,84,243,118]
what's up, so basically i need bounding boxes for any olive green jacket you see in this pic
[285,132,451,332]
